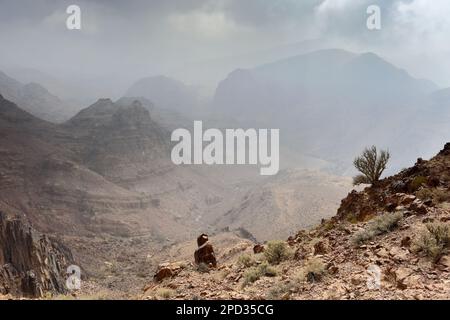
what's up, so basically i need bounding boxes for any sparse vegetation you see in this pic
[242,262,278,287]
[417,188,450,203]
[409,176,428,192]
[267,282,295,300]
[352,212,403,246]
[237,254,255,268]
[297,257,327,283]
[264,240,293,265]
[156,288,174,299]
[353,146,390,185]
[413,222,450,261]
[258,261,278,277]
[196,262,210,273]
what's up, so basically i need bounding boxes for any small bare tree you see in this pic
[353,146,390,185]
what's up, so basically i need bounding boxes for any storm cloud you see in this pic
[1,0,450,97]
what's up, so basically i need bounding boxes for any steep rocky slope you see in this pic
[0,211,73,298]
[0,95,200,296]
[142,143,450,300]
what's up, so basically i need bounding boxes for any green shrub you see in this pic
[264,241,293,265]
[242,262,278,287]
[258,262,278,277]
[352,212,403,246]
[353,146,390,185]
[434,189,450,203]
[409,176,427,192]
[237,254,255,268]
[266,282,295,300]
[417,188,450,203]
[416,188,433,201]
[156,288,174,299]
[298,257,327,283]
[413,222,450,261]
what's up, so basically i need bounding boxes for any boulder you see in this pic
[253,244,265,254]
[400,236,411,248]
[409,200,428,215]
[313,240,329,255]
[400,194,416,205]
[153,262,186,282]
[194,234,217,268]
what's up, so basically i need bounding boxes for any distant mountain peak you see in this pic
[0,69,75,123]
[124,75,201,113]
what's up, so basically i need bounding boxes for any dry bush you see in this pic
[417,188,450,203]
[409,176,428,192]
[266,282,295,300]
[156,288,174,299]
[242,262,277,287]
[264,241,293,265]
[297,257,327,283]
[413,222,450,261]
[237,254,255,268]
[352,212,403,246]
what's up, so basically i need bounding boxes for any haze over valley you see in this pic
[1,0,450,299]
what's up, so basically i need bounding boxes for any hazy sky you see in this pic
[1,0,450,94]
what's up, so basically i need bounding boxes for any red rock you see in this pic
[313,240,329,255]
[253,244,265,254]
[194,234,217,268]
[154,266,173,282]
[153,262,185,282]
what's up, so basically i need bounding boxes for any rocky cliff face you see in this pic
[0,212,73,298]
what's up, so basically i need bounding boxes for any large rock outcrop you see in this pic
[194,234,217,268]
[0,212,73,297]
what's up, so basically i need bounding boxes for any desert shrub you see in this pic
[242,262,278,287]
[409,176,428,192]
[258,262,278,277]
[434,189,450,203]
[196,262,210,273]
[352,229,376,246]
[418,188,450,203]
[156,288,174,299]
[298,257,327,283]
[215,268,231,281]
[416,188,434,201]
[413,222,450,261]
[237,254,255,268]
[352,212,403,246]
[266,282,295,300]
[427,222,450,246]
[243,268,261,286]
[353,146,390,185]
[322,219,335,231]
[264,241,293,265]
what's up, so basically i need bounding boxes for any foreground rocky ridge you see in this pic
[0,211,73,298]
[142,143,450,300]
